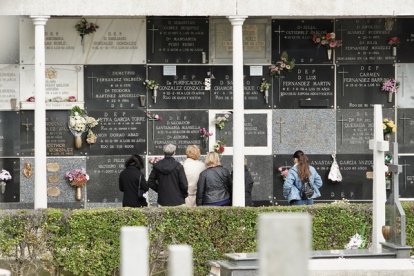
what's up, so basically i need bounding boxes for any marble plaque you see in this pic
[20,65,84,109]
[0,111,20,157]
[398,156,414,198]
[396,64,414,108]
[397,108,414,153]
[0,65,19,110]
[86,156,125,203]
[272,109,336,154]
[0,16,19,64]
[20,18,146,64]
[221,155,274,202]
[337,108,394,154]
[0,158,20,202]
[210,18,271,64]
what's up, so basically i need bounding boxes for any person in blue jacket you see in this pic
[283,150,323,205]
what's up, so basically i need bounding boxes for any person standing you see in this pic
[283,150,323,205]
[119,154,148,207]
[183,145,206,207]
[148,144,188,206]
[196,152,232,206]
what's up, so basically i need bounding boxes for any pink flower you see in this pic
[387,36,400,46]
[68,96,77,102]
[27,96,35,102]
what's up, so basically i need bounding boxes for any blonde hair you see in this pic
[186,145,201,160]
[205,152,221,168]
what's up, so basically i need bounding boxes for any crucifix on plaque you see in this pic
[337,114,349,145]
[273,25,285,56]
[337,67,349,97]
[21,117,33,144]
[148,24,159,54]
[276,117,285,143]
[87,72,97,98]
[399,114,412,144]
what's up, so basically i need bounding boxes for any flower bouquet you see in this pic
[75,17,99,45]
[149,156,164,167]
[345,233,367,250]
[65,168,89,200]
[387,36,400,56]
[259,78,271,104]
[0,169,12,194]
[383,118,396,140]
[68,106,99,148]
[214,114,230,130]
[277,166,290,182]
[199,127,213,149]
[144,80,159,103]
[311,32,342,60]
[269,51,295,77]
[213,139,225,154]
[381,78,399,102]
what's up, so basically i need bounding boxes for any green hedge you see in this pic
[0,203,413,275]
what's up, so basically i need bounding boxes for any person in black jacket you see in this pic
[196,152,232,206]
[148,144,189,206]
[119,154,148,207]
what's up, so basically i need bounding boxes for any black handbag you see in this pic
[137,174,145,198]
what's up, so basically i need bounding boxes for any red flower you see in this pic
[68,96,77,102]
[27,96,35,102]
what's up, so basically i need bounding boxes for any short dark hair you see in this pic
[125,154,145,169]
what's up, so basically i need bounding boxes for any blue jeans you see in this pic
[290,199,313,205]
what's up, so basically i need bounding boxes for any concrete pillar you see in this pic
[168,245,193,276]
[258,213,311,276]
[228,16,247,207]
[120,227,149,276]
[369,104,388,252]
[31,16,49,209]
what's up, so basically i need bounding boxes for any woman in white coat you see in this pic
[183,145,206,207]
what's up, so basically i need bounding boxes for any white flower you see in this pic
[345,233,365,249]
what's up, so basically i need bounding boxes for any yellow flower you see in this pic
[392,126,397,133]
[383,118,389,123]
[382,124,387,130]
[387,122,395,128]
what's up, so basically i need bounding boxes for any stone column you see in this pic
[258,213,311,276]
[369,104,388,252]
[168,245,193,276]
[31,16,49,209]
[228,16,247,207]
[121,227,149,276]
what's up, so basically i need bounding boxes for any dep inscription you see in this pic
[336,64,395,109]
[336,108,394,154]
[86,156,126,203]
[86,109,147,156]
[0,65,19,110]
[46,111,74,156]
[147,65,210,109]
[273,65,334,109]
[335,18,394,64]
[272,19,334,64]
[147,110,209,155]
[147,17,209,64]
[84,65,146,110]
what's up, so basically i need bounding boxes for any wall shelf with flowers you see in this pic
[311,32,342,60]
[0,169,12,194]
[68,106,100,149]
[144,80,159,104]
[20,96,84,110]
[259,78,271,104]
[269,51,295,77]
[64,168,89,201]
[381,78,399,103]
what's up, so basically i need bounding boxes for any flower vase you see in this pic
[388,91,393,103]
[139,95,146,107]
[152,88,158,104]
[382,225,391,240]
[74,135,82,149]
[75,186,82,201]
[392,46,397,57]
[201,137,208,149]
[327,48,332,60]
[386,179,392,190]
[0,181,6,194]
[264,89,269,104]
[384,133,391,141]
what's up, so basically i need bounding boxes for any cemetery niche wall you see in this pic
[0,16,413,207]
